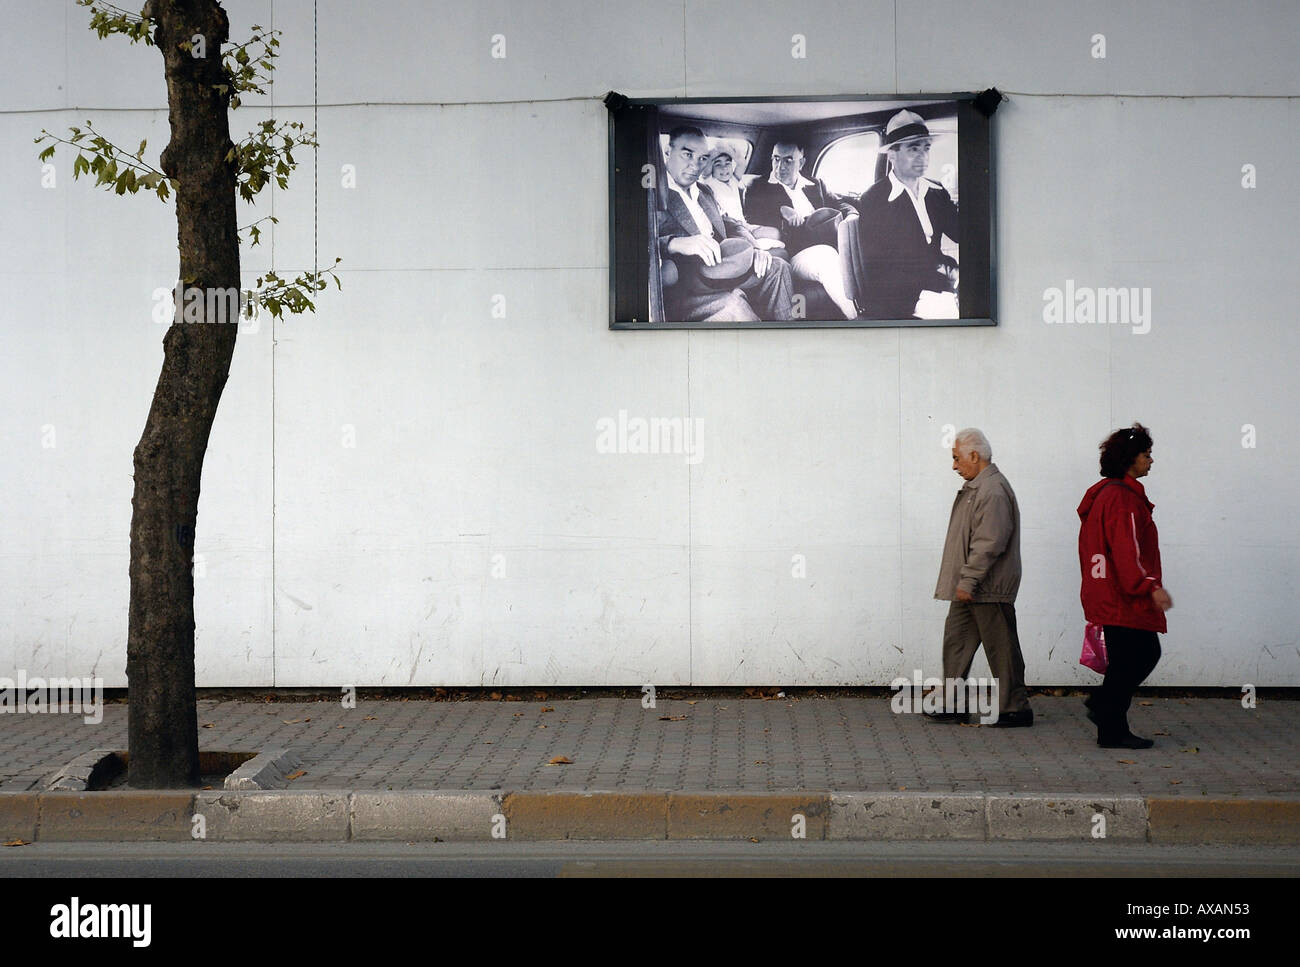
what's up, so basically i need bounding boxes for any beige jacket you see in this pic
[934,463,1022,603]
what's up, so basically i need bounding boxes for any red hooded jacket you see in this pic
[1077,475,1166,633]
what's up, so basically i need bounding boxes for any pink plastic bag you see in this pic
[1080,622,1108,674]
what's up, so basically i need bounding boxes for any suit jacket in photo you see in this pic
[656,179,757,259]
[655,179,776,321]
[744,174,856,254]
[855,174,959,319]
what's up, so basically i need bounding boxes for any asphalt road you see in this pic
[4,840,1298,877]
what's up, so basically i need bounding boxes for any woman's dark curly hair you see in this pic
[1099,423,1152,479]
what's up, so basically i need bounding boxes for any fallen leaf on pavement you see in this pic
[489,692,502,700]
[282,719,301,724]
[1117,759,1136,764]
[748,837,759,843]
[548,756,572,765]
[540,707,555,713]
[286,770,307,780]
[363,715,377,721]
[1153,730,1170,736]
[687,701,698,705]
[3,840,30,847]
[513,712,524,717]
[201,723,214,729]
[1181,747,1200,754]
[1169,780,1182,785]
[659,715,687,721]
[1139,701,1153,706]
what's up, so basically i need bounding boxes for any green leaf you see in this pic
[38,145,56,162]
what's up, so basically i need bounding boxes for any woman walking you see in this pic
[1077,424,1173,749]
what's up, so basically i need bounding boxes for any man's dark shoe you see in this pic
[922,710,964,722]
[988,708,1034,728]
[1098,733,1154,750]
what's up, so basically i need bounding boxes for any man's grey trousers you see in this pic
[941,600,1031,716]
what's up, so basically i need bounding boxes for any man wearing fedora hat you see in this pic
[744,137,861,320]
[855,109,960,320]
[656,126,794,322]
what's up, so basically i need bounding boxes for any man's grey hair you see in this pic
[954,428,992,462]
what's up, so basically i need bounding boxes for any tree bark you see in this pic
[127,0,238,788]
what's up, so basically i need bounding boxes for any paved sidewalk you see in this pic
[2,694,1297,844]
[2,694,1296,795]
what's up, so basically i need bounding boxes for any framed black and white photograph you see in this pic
[608,93,997,329]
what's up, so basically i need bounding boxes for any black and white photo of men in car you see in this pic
[645,99,962,325]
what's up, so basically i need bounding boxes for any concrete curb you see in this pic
[37,791,194,842]
[40,748,119,791]
[352,791,502,841]
[1147,797,1300,845]
[1,790,1298,844]
[985,794,1148,841]
[224,749,303,790]
[193,791,350,842]
[831,792,986,840]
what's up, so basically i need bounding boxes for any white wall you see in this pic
[2,0,1297,687]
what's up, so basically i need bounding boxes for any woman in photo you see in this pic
[1076,424,1173,749]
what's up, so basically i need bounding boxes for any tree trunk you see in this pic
[127,0,238,788]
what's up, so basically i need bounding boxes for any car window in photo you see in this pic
[813,131,882,197]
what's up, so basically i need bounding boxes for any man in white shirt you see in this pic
[743,140,860,320]
[655,126,793,322]
[854,110,960,320]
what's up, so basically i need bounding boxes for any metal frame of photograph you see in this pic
[607,92,997,330]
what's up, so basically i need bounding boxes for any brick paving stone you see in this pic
[0,696,1296,795]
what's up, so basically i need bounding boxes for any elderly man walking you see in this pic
[930,428,1033,726]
